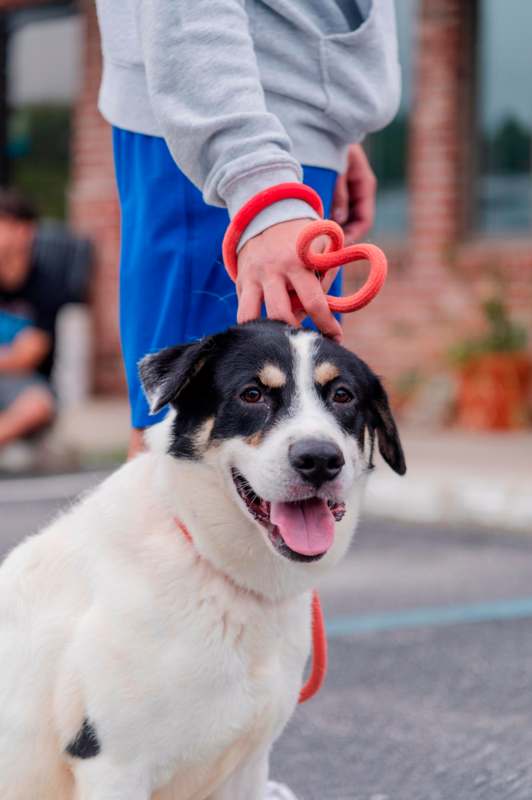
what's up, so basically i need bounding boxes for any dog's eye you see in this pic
[332,387,354,404]
[240,386,263,404]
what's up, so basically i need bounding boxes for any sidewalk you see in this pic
[365,428,532,534]
[50,399,131,465]
[36,402,532,534]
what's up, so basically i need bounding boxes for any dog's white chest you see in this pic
[143,584,310,798]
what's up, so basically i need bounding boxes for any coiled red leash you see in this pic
[221,182,389,703]
[222,181,387,315]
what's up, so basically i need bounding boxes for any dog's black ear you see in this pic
[139,337,217,415]
[369,379,406,475]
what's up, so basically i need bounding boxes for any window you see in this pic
[477,0,532,234]
[7,5,82,219]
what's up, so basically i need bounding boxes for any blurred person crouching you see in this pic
[0,189,92,467]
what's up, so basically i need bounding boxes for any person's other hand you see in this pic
[331,144,377,243]
[236,218,343,342]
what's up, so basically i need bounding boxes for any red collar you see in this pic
[174,517,327,703]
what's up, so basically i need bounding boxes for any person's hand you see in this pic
[236,218,343,342]
[331,144,377,243]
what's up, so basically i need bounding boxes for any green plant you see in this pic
[449,298,528,365]
[8,104,72,219]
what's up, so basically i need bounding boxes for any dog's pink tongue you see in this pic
[270,498,335,556]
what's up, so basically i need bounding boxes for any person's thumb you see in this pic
[331,174,349,225]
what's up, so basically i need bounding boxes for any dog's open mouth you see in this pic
[231,469,345,563]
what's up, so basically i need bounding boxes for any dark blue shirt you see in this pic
[0,222,92,378]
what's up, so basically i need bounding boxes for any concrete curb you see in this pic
[364,469,532,533]
[364,429,532,534]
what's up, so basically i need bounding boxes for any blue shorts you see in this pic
[113,128,341,428]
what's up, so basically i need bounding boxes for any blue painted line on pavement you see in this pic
[326,597,532,638]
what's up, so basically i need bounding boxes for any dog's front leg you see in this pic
[72,756,151,800]
[207,747,269,800]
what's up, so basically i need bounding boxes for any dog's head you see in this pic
[140,321,405,596]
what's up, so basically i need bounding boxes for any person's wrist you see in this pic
[223,182,323,280]
[222,165,304,220]
[237,199,318,252]
[238,218,313,262]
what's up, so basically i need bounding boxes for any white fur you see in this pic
[0,330,369,800]
[227,332,363,516]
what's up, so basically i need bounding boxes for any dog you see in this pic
[0,320,405,800]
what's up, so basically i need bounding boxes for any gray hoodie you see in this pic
[96,0,400,240]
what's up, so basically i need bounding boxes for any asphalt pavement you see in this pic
[2,472,532,800]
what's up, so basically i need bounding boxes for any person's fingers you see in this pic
[296,267,339,306]
[346,143,374,184]
[263,277,299,327]
[292,269,339,327]
[319,267,340,297]
[331,174,349,225]
[237,281,263,323]
[343,215,371,243]
[343,186,375,242]
[344,145,377,242]
[235,218,346,336]
[289,270,343,342]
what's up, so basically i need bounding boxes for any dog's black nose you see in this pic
[289,439,345,487]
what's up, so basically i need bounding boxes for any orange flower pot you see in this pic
[456,353,531,430]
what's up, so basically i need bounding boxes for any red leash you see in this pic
[298,591,327,704]
[219,183,387,702]
[222,181,387,315]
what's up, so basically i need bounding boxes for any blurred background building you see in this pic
[0,0,530,429]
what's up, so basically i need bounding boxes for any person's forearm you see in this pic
[0,345,29,372]
[140,0,317,241]
[0,332,49,373]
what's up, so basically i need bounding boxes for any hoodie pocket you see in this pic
[319,0,401,140]
[253,0,327,111]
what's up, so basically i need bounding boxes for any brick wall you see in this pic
[68,0,124,395]
[343,0,532,401]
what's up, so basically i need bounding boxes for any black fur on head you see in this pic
[313,335,406,476]
[139,322,294,459]
[367,378,406,475]
[139,320,406,474]
[139,335,221,416]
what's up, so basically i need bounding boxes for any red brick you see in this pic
[68,1,124,396]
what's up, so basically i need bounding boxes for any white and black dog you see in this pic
[0,320,405,800]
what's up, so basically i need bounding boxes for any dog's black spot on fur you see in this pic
[171,431,202,460]
[66,718,101,759]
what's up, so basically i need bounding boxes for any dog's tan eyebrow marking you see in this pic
[314,362,339,385]
[194,417,215,450]
[245,431,264,447]
[258,363,286,388]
